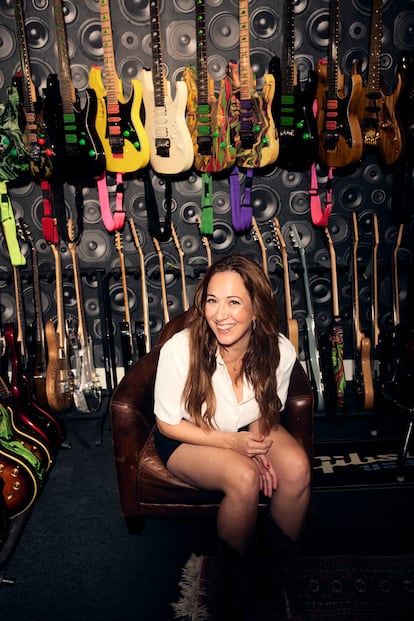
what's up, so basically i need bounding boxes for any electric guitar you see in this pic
[289,224,325,412]
[315,0,363,168]
[0,81,29,183]
[228,0,278,169]
[269,0,318,171]
[171,223,189,312]
[89,0,150,174]
[17,219,48,408]
[67,220,102,413]
[152,235,170,325]
[321,226,346,414]
[115,231,136,373]
[351,212,374,410]
[358,0,404,166]
[129,218,151,355]
[183,0,236,173]
[271,218,299,355]
[45,240,74,412]
[139,0,193,175]
[13,0,54,180]
[43,0,105,183]
[370,213,380,385]
[251,217,268,277]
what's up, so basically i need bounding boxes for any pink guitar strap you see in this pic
[230,166,253,232]
[0,180,26,266]
[96,172,126,232]
[41,179,59,245]
[309,163,333,227]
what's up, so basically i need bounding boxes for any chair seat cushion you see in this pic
[137,432,224,506]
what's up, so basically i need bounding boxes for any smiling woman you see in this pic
[153,254,311,620]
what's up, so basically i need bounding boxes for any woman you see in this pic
[154,254,311,618]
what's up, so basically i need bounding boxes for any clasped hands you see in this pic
[231,431,277,498]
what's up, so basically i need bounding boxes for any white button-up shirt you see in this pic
[154,328,297,431]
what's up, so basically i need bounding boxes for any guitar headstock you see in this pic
[251,216,268,276]
[115,230,123,254]
[201,231,212,268]
[16,217,34,249]
[271,217,286,252]
[171,222,184,259]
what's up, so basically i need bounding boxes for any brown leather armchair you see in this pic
[110,311,314,528]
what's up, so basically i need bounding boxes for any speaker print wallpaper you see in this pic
[0,0,413,414]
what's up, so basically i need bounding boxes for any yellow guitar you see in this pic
[89,0,150,174]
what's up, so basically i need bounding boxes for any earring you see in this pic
[252,319,257,331]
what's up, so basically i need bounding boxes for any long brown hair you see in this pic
[183,254,283,433]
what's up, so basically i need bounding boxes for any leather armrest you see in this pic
[281,359,314,460]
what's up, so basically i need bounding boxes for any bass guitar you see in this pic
[351,212,374,410]
[315,0,363,168]
[269,0,318,171]
[183,0,236,173]
[43,0,105,183]
[67,220,102,413]
[228,0,278,169]
[13,0,54,180]
[0,81,29,183]
[89,0,149,174]
[45,240,74,412]
[139,0,193,175]
[289,224,325,412]
[358,0,404,166]
[271,218,299,355]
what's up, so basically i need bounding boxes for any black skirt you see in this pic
[153,427,182,467]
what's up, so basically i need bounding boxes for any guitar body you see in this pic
[287,318,299,355]
[43,74,106,182]
[229,63,279,168]
[45,320,74,413]
[269,56,318,170]
[184,65,236,173]
[140,69,194,175]
[0,444,39,518]
[89,67,150,174]
[316,62,363,168]
[358,76,404,167]
[0,85,29,183]
[70,333,102,414]
[358,336,375,410]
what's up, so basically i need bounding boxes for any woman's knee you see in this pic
[224,458,260,499]
[277,447,311,491]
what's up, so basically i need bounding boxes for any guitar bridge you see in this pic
[155,138,170,157]
[197,135,212,155]
[109,136,124,155]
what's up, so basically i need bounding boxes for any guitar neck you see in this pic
[327,0,340,96]
[13,0,37,113]
[371,213,380,349]
[324,227,340,317]
[272,218,293,321]
[195,0,209,107]
[67,221,89,349]
[148,0,166,105]
[12,266,27,364]
[115,231,132,329]
[171,223,189,311]
[367,0,382,95]
[392,223,404,327]
[352,212,364,349]
[281,0,296,92]
[129,218,151,353]
[50,242,68,352]
[239,0,254,99]
[152,236,170,324]
[52,0,75,114]
[98,0,119,106]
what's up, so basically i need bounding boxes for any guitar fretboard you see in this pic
[327,0,340,98]
[367,0,382,95]
[52,0,75,116]
[99,0,119,108]
[195,0,209,107]
[149,0,166,107]
[239,0,253,99]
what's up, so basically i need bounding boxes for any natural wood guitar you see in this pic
[115,231,136,373]
[45,239,74,412]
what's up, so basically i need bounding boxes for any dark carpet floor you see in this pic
[0,407,413,620]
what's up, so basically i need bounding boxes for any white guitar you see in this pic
[139,0,194,175]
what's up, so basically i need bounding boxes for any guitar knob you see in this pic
[88,149,96,157]
[123,129,130,138]
[133,140,140,149]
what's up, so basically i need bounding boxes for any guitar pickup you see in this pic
[197,135,212,155]
[155,138,170,157]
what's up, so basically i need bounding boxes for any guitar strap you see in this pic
[200,171,213,235]
[229,166,253,232]
[52,181,84,244]
[40,180,59,244]
[0,181,26,266]
[142,169,172,242]
[309,163,333,227]
[96,172,126,232]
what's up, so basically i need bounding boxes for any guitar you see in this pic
[139,0,193,175]
[43,0,105,183]
[228,0,279,169]
[152,235,170,325]
[129,218,151,355]
[45,240,74,412]
[0,82,29,183]
[171,222,189,312]
[17,219,48,408]
[89,0,150,174]
[271,218,299,355]
[183,0,236,173]
[115,230,135,373]
[67,220,102,413]
[289,224,325,413]
[269,0,318,171]
[357,0,404,166]
[0,400,43,518]
[315,0,363,168]
[351,212,374,410]
[251,217,268,278]
[322,226,346,414]
[370,213,380,385]
[13,0,54,180]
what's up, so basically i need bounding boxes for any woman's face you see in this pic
[204,270,255,350]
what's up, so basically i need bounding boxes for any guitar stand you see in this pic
[382,389,414,482]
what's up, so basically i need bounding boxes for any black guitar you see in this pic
[269,0,318,170]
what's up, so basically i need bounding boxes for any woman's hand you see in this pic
[252,454,277,497]
[229,431,273,457]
